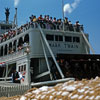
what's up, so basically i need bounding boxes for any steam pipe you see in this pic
[62,0,65,31]
[15,8,18,28]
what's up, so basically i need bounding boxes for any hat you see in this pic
[65,17,68,19]
[76,21,79,23]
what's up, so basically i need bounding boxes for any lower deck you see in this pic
[0,54,100,85]
[57,54,100,80]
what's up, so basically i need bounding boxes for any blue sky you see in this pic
[0,0,100,54]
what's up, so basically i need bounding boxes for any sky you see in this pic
[0,0,100,54]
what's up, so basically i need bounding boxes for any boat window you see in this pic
[4,44,7,55]
[30,58,39,76]
[0,67,6,78]
[18,37,24,50]
[59,36,63,41]
[55,35,63,41]
[13,40,17,52]
[1,26,10,30]
[19,66,21,72]
[55,35,59,41]
[18,37,24,46]
[65,36,72,42]
[23,65,26,71]
[1,46,3,56]
[6,26,10,29]
[9,42,12,54]
[21,65,23,72]
[19,65,26,72]
[1,26,6,29]
[46,34,54,41]
[24,34,29,43]
[73,37,80,43]
[8,64,16,77]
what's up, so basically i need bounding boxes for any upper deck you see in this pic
[0,19,89,63]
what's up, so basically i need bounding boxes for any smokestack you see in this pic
[15,8,18,27]
[5,8,10,24]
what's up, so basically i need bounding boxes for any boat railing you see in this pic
[0,77,12,83]
[0,20,13,25]
[0,47,28,62]
[0,21,84,44]
[29,22,84,32]
[31,78,75,87]
[0,83,30,97]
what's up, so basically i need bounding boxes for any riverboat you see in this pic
[0,8,100,97]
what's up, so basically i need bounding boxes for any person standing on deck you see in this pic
[12,69,20,83]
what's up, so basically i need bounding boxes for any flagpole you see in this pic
[15,8,18,35]
[62,0,65,31]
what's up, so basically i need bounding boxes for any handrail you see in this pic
[0,77,12,83]
[0,20,13,25]
[0,84,30,97]
[81,31,95,54]
[40,36,53,80]
[0,21,84,44]
[0,47,29,63]
[0,77,11,80]
[31,78,75,87]
[37,23,65,79]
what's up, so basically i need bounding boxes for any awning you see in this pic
[0,62,6,67]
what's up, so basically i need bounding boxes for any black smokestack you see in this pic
[5,8,10,24]
[15,8,18,27]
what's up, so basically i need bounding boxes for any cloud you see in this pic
[14,0,20,7]
[64,3,72,14]
[64,0,81,15]
[71,0,80,9]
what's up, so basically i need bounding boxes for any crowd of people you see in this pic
[0,24,30,43]
[29,14,84,32]
[7,42,29,55]
[0,30,16,42]
[57,59,100,80]
[50,59,100,80]
[0,14,84,43]
[0,14,83,43]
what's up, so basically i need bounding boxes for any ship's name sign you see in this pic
[49,43,79,49]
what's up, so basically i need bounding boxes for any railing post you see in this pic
[5,64,8,82]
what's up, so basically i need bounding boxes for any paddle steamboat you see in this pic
[0,8,100,97]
